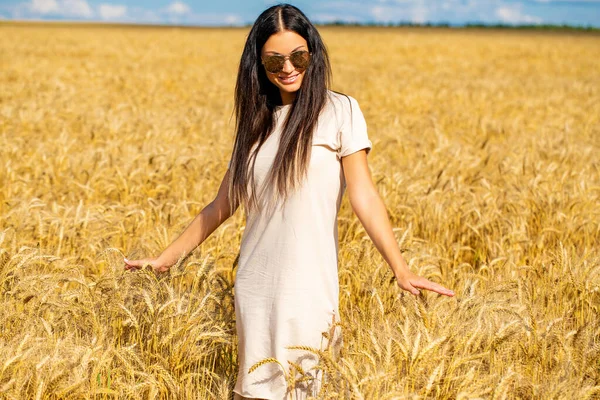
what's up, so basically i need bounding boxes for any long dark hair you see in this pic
[228,3,332,212]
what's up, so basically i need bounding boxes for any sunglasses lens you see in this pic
[263,56,285,73]
[290,51,310,69]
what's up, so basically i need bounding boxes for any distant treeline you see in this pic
[315,20,600,31]
[1,19,598,32]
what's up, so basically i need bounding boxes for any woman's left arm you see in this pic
[342,150,454,297]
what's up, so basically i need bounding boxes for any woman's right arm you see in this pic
[124,168,237,272]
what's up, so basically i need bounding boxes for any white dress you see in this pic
[233,90,372,399]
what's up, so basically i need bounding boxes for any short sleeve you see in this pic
[337,95,372,158]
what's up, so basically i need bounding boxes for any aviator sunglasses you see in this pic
[261,50,312,74]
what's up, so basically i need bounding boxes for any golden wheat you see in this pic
[0,22,599,399]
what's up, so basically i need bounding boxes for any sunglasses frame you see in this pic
[261,50,312,74]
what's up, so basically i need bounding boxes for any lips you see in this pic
[278,74,299,84]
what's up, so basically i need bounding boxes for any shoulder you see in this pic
[313,90,369,152]
[325,90,359,114]
[311,90,352,148]
[322,90,363,129]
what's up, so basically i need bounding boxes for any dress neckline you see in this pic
[275,103,292,111]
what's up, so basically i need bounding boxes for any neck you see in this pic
[280,91,296,106]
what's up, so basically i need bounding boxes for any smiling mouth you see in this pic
[279,74,299,83]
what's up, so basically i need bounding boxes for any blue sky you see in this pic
[1,0,599,27]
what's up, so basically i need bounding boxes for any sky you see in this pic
[0,0,599,27]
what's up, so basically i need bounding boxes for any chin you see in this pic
[281,86,301,94]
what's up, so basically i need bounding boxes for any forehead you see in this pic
[262,30,308,55]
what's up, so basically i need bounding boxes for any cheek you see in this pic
[298,71,307,84]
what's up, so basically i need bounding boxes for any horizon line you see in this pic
[2,19,599,31]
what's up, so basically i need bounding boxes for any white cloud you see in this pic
[129,7,160,23]
[29,0,59,14]
[167,1,190,15]
[411,0,428,23]
[63,0,92,17]
[186,12,244,26]
[370,2,430,24]
[99,4,127,20]
[28,0,92,17]
[224,14,241,25]
[496,5,542,24]
[370,5,391,21]
[11,0,243,25]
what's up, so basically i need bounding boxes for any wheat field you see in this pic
[1,23,599,399]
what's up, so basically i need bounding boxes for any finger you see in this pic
[417,281,453,296]
[399,281,420,296]
[412,278,455,297]
[124,258,148,270]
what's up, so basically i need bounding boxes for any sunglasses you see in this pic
[261,50,312,74]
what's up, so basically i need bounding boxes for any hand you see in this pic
[123,257,170,273]
[395,270,455,297]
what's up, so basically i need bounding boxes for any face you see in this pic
[261,30,309,105]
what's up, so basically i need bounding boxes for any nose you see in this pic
[281,58,295,74]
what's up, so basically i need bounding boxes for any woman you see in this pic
[125,4,454,399]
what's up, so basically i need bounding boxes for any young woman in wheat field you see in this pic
[124,3,454,399]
